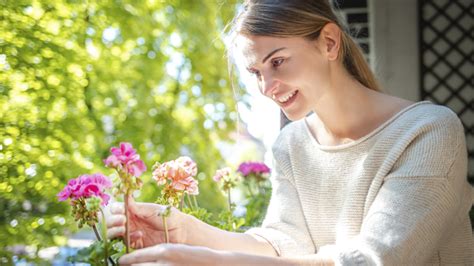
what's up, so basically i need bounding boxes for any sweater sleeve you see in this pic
[323,112,473,265]
[245,144,315,257]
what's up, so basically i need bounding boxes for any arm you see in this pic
[184,154,315,257]
[184,214,278,256]
[118,243,335,265]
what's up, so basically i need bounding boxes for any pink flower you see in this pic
[171,176,199,195]
[57,186,71,201]
[152,156,199,195]
[237,161,271,177]
[104,142,147,177]
[57,173,113,206]
[90,173,113,188]
[67,178,82,199]
[213,167,232,182]
[152,162,169,186]
[81,183,100,197]
[175,156,197,177]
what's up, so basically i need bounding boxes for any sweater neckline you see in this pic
[303,100,432,151]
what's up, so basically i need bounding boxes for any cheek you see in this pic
[277,62,304,84]
[281,57,327,88]
[302,60,329,90]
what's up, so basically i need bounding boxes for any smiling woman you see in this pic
[107,0,474,265]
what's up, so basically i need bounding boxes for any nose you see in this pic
[260,75,279,98]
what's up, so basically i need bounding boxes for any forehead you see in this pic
[234,35,303,67]
[235,34,311,66]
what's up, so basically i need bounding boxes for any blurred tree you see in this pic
[0,0,239,260]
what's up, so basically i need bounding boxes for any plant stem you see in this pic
[124,191,130,254]
[185,194,194,210]
[92,223,115,266]
[226,188,232,212]
[192,195,199,208]
[92,224,102,241]
[245,182,253,196]
[179,193,184,211]
[162,215,169,243]
[100,210,109,266]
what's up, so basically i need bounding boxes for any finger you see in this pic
[130,234,144,250]
[132,202,168,219]
[106,214,126,228]
[108,227,142,242]
[129,230,143,243]
[127,197,163,216]
[136,236,144,249]
[111,202,124,214]
[107,226,125,239]
[119,246,164,264]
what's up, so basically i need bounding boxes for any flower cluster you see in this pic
[237,161,270,182]
[57,173,113,206]
[152,156,199,196]
[57,173,112,228]
[212,167,237,211]
[104,142,146,254]
[104,142,146,194]
[212,167,231,182]
[237,161,271,176]
[213,167,238,191]
[104,142,146,177]
[58,141,145,262]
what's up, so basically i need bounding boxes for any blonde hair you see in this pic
[226,0,380,92]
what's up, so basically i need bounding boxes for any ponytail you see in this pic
[340,31,381,91]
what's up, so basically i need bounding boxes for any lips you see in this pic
[274,90,299,107]
[277,90,297,103]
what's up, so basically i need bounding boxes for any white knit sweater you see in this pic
[246,101,473,265]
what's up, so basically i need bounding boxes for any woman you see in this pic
[108,1,473,264]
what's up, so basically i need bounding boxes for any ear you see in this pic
[319,23,342,61]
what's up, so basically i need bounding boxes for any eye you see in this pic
[271,58,284,68]
[247,68,261,78]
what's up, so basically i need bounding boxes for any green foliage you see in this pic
[182,206,214,225]
[68,238,125,265]
[240,177,272,227]
[181,177,271,232]
[243,186,271,227]
[0,0,240,256]
[215,210,246,231]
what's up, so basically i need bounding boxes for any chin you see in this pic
[282,109,309,122]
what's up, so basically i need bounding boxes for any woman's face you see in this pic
[237,34,331,121]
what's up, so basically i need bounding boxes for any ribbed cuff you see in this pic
[320,242,377,266]
[245,227,302,257]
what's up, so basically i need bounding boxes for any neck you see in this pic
[310,66,379,141]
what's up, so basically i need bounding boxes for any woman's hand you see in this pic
[106,199,279,257]
[118,244,224,265]
[118,243,283,266]
[106,198,190,249]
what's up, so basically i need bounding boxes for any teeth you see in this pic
[278,91,296,103]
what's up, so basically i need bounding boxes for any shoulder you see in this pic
[392,101,465,144]
[270,119,310,175]
[402,101,463,126]
[385,101,467,178]
[271,119,307,155]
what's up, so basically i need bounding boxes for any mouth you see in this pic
[275,90,299,107]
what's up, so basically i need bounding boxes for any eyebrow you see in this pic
[262,47,286,64]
